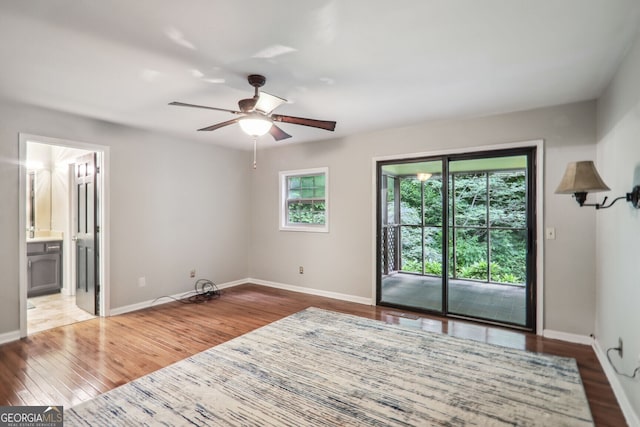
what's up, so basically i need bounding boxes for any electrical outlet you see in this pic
[138,277,146,287]
[299,266,304,274]
[618,337,624,358]
[190,269,196,278]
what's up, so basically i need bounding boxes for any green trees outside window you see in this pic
[286,174,326,225]
[399,170,527,285]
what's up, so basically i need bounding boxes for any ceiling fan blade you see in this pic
[197,118,240,131]
[169,101,241,115]
[269,124,292,141]
[254,92,287,114]
[271,114,336,131]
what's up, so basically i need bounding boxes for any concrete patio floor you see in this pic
[381,273,527,326]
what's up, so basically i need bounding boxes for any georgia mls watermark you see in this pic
[0,406,63,427]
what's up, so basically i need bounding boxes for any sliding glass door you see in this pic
[380,160,443,312]
[377,148,536,330]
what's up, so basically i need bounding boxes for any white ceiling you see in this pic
[1,1,639,150]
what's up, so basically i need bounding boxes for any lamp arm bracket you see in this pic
[594,196,627,210]
[573,186,640,209]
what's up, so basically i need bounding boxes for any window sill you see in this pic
[280,224,329,233]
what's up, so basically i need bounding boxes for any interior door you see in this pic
[74,153,98,315]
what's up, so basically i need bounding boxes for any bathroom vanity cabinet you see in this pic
[27,240,62,297]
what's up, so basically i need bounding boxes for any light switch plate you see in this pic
[545,227,556,240]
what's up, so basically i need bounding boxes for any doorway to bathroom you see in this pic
[19,134,109,336]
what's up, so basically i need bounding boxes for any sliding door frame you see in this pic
[372,140,544,334]
[445,147,536,330]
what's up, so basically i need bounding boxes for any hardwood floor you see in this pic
[0,284,626,426]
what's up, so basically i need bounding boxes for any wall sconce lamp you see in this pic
[555,160,640,209]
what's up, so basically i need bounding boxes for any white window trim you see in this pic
[279,167,329,233]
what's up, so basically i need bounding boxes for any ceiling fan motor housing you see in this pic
[238,98,257,112]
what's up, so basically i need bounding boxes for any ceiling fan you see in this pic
[169,74,337,141]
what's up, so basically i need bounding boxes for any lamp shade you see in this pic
[239,117,272,137]
[555,161,610,194]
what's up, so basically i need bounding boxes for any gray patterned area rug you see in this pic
[66,307,593,426]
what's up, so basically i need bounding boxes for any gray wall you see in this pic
[1,98,602,340]
[250,101,599,336]
[0,99,251,335]
[596,27,640,418]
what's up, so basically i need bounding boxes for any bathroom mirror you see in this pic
[26,171,35,238]
[25,167,52,237]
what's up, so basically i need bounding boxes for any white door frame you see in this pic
[18,133,110,337]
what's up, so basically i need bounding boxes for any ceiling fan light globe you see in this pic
[417,173,432,182]
[239,117,272,137]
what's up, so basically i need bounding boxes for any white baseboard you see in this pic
[109,293,184,316]
[542,329,593,345]
[592,339,640,427]
[248,278,373,306]
[216,279,247,290]
[109,278,246,316]
[0,329,21,345]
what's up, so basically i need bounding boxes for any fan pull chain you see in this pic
[253,137,257,169]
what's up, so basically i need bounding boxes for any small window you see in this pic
[279,167,329,232]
